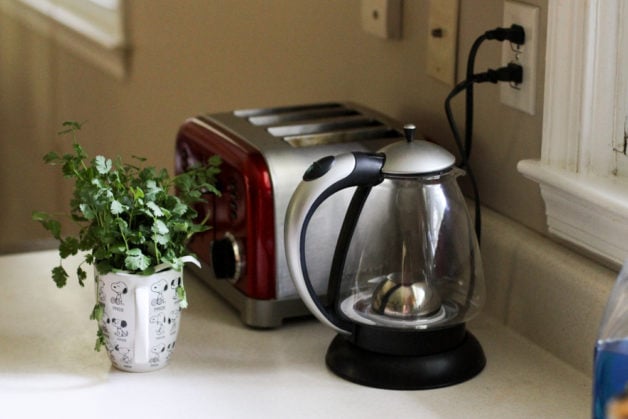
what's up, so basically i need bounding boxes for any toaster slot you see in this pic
[233,102,343,118]
[247,108,359,126]
[266,115,381,138]
[283,126,403,147]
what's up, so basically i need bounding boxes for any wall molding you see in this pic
[518,0,628,266]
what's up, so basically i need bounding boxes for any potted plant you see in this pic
[33,121,220,372]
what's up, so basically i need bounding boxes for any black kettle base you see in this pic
[325,331,486,390]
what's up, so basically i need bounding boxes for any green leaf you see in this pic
[90,177,103,188]
[153,233,170,246]
[77,266,87,287]
[31,211,47,222]
[95,260,113,275]
[52,265,68,288]
[144,179,161,196]
[59,237,79,258]
[110,200,125,215]
[62,159,77,178]
[146,201,164,217]
[90,303,104,321]
[172,200,188,216]
[152,219,168,235]
[115,217,128,231]
[133,187,145,200]
[124,248,151,271]
[72,142,87,160]
[79,204,96,220]
[43,151,60,164]
[94,328,106,352]
[176,286,188,309]
[58,121,83,135]
[32,211,62,239]
[172,221,189,233]
[208,155,222,166]
[95,155,112,174]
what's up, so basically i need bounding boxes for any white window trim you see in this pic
[0,0,128,79]
[517,0,628,266]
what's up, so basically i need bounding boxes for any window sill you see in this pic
[0,0,129,80]
[518,159,628,266]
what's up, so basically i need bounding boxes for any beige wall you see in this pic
[0,0,547,252]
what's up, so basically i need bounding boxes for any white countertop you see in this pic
[0,250,590,418]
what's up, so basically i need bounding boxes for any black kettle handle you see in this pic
[284,152,384,334]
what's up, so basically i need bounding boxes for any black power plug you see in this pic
[474,63,523,84]
[484,24,525,45]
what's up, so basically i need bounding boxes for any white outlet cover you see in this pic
[500,0,539,115]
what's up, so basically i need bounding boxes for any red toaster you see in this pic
[175,102,403,327]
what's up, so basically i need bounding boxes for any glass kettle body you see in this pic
[331,170,485,333]
[284,128,486,389]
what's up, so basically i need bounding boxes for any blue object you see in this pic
[593,339,628,418]
[593,262,628,418]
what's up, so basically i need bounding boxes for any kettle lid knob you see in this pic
[378,123,455,175]
[403,123,416,143]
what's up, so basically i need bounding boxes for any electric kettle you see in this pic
[284,124,486,389]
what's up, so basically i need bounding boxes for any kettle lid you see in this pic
[379,124,455,175]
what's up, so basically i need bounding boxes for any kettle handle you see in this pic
[284,152,384,334]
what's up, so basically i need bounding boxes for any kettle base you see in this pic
[325,330,486,390]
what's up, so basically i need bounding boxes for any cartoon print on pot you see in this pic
[167,310,180,334]
[113,345,133,364]
[109,318,128,337]
[166,341,176,361]
[99,311,128,338]
[150,314,166,336]
[110,281,128,305]
[151,279,168,306]
[150,344,166,364]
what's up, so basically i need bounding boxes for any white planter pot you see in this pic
[96,268,185,372]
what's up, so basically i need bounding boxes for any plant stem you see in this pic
[117,217,129,251]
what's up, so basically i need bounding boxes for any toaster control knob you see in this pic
[211,232,244,282]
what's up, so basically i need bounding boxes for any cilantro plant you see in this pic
[33,121,220,350]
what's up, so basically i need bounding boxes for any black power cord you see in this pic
[448,63,523,168]
[448,24,525,245]
[446,63,523,244]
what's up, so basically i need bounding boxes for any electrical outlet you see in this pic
[500,1,539,115]
[361,0,402,39]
